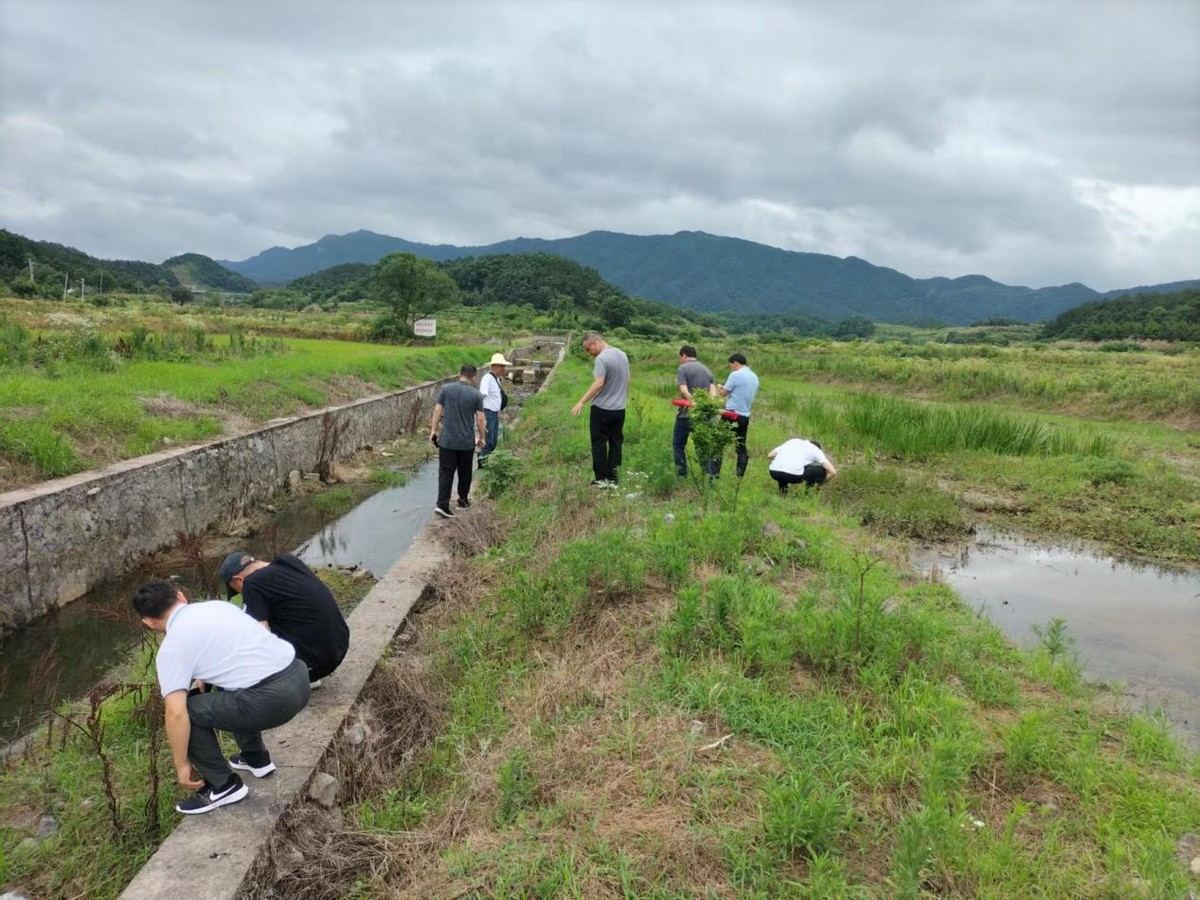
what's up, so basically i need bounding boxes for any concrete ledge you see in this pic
[118,528,448,900]
[0,379,451,634]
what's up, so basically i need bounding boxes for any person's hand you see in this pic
[476,437,484,448]
[176,765,204,790]
[571,402,583,416]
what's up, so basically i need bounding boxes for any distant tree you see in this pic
[170,285,194,304]
[370,252,459,339]
[830,316,876,339]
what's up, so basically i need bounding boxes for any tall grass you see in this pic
[842,394,1116,459]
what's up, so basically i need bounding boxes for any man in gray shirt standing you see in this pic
[673,345,717,477]
[430,364,486,517]
[572,332,630,485]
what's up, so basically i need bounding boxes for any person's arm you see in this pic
[717,382,731,397]
[822,459,838,479]
[429,402,444,439]
[707,382,718,397]
[767,448,779,460]
[678,379,692,401]
[572,375,605,416]
[164,690,204,789]
[475,410,486,448]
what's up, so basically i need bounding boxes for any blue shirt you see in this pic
[723,366,759,417]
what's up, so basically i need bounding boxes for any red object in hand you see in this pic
[671,398,694,408]
[720,410,740,421]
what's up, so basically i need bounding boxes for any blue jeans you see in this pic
[481,409,500,459]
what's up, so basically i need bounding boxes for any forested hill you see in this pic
[220,229,1198,325]
[0,230,255,296]
[1041,287,1200,341]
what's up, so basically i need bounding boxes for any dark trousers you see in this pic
[771,465,829,494]
[480,409,500,459]
[437,446,474,508]
[673,416,715,477]
[712,415,750,478]
[589,406,625,483]
[185,658,310,787]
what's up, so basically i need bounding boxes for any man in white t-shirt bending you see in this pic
[766,437,838,494]
[133,580,311,814]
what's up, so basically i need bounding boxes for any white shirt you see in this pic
[768,439,830,476]
[480,371,504,412]
[155,600,295,696]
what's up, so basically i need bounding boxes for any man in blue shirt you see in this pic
[716,352,759,477]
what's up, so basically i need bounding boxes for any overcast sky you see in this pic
[1,1,1197,290]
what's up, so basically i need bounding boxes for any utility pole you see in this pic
[62,272,68,300]
[99,270,104,294]
[80,277,85,299]
[28,258,35,282]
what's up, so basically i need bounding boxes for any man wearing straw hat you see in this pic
[479,352,511,468]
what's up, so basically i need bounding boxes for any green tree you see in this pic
[169,285,194,304]
[370,252,459,339]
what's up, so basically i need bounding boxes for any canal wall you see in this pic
[0,380,448,634]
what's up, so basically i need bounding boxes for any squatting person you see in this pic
[133,580,310,814]
[767,436,838,494]
[218,551,350,688]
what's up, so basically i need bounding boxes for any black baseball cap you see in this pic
[218,551,255,599]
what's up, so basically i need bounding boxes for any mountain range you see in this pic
[220,229,1198,325]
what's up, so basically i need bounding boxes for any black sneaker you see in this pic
[433,505,455,518]
[229,753,276,778]
[457,497,471,509]
[176,774,248,814]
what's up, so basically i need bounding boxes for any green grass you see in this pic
[268,352,1197,897]
[6,332,1198,897]
[0,331,493,488]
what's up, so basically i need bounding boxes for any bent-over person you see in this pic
[133,580,310,814]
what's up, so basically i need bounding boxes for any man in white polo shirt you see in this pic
[766,436,838,494]
[133,580,311,814]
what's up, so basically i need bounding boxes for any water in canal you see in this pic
[0,459,439,743]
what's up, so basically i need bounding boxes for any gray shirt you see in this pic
[436,381,484,450]
[592,346,630,411]
[676,359,714,418]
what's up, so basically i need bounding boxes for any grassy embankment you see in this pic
[0,296,504,490]
[3,335,1196,897]
[254,343,1198,897]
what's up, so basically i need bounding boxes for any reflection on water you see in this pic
[0,460,440,743]
[916,528,1200,748]
[293,460,439,573]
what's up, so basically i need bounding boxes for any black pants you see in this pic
[589,406,625,482]
[185,658,310,787]
[712,415,750,478]
[771,465,829,493]
[437,446,474,509]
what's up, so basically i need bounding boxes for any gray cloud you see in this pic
[1,0,1196,290]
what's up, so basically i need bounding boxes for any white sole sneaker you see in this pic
[229,754,276,778]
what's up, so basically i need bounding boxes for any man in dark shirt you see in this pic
[429,363,486,518]
[218,551,350,685]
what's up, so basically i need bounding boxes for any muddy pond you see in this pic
[915,528,1200,749]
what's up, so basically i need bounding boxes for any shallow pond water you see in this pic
[915,528,1200,749]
